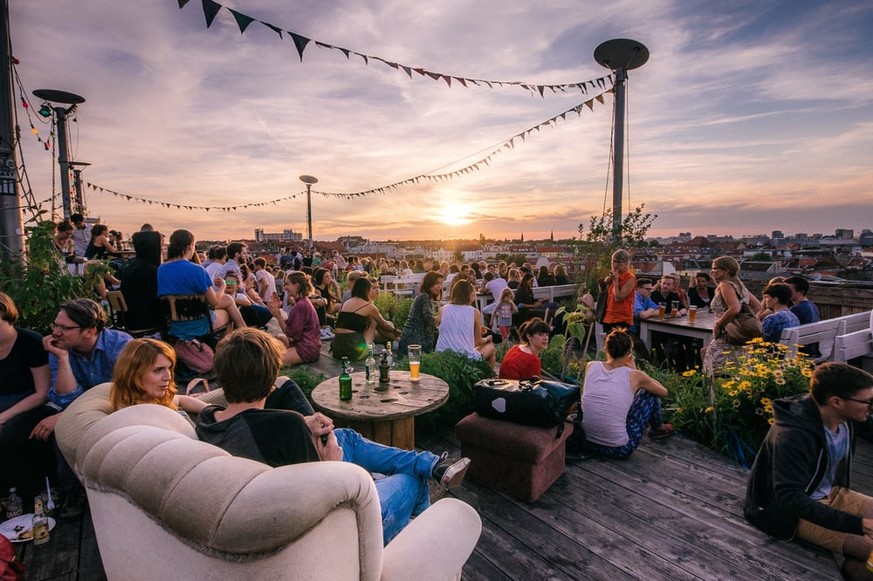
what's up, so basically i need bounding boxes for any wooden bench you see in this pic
[381,273,425,298]
[532,284,578,303]
[780,310,872,362]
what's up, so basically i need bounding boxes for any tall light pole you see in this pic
[70,161,90,215]
[594,39,649,239]
[299,174,318,249]
[0,0,23,259]
[32,89,85,220]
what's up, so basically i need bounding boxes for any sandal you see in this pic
[649,423,675,440]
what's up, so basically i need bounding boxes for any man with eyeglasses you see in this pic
[632,278,659,334]
[745,363,873,578]
[30,299,132,518]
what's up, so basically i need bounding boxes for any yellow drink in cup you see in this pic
[688,306,697,324]
[408,344,422,381]
[658,303,666,318]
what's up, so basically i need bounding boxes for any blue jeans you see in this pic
[334,429,438,545]
[585,390,663,459]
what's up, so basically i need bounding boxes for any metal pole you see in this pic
[611,67,627,239]
[55,106,73,219]
[306,183,312,248]
[0,0,24,260]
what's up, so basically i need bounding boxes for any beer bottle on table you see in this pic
[339,358,353,401]
[32,496,50,545]
[365,346,376,385]
[379,349,390,384]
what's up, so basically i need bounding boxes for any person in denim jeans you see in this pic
[195,328,470,545]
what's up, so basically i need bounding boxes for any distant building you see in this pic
[771,230,784,240]
[835,228,854,240]
[254,228,302,242]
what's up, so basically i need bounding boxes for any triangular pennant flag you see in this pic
[228,9,255,33]
[455,77,467,87]
[595,94,604,104]
[178,0,191,8]
[585,100,594,111]
[315,41,333,49]
[442,75,451,87]
[289,33,310,62]
[355,52,369,65]
[400,65,413,78]
[201,0,222,28]
[260,20,283,38]
[537,86,545,98]
[597,77,605,89]
[425,71,441,82]
[338,47,350,59]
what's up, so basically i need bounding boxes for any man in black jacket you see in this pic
[745,363,873,578]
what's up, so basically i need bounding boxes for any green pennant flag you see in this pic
[201,0,221,28]
[289,33,310,62]
[228,9,255,33]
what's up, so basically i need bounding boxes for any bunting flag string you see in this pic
[86,86,612,211]
[178,0,614,97]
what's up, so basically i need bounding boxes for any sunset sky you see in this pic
[11,0,873,242]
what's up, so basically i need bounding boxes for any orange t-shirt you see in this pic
[603,270,635,325]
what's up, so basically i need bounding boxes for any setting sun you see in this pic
[437,201,473,227]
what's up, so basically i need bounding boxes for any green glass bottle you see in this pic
[339,357,353,401]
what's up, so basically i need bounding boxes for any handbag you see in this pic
[721,284,763,345]
[174,339,215,373]
[473,377,580,436]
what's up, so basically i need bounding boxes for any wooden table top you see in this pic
[311,371,449,422]
[644,309,716,332]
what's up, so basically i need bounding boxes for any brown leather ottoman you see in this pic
[455,413,573,503]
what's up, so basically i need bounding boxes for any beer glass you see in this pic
[688,305,697,324]
[671,301,680,317]
[658,303,666,318]
[408,344,422,381]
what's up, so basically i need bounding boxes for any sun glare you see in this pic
[437,202,472,226]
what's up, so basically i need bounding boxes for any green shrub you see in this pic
[373,292,412,331]
[282,365,325,401]
[416,350,494,430]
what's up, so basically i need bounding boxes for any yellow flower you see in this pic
[775,378,786,385]
[738,380,752,392]
[760,397,772,406]
[768,418,775,425]
[749,337,764,344]
[705,406,714,414]
[682,369,697,377]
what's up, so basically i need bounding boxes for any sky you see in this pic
[10,0,873,242]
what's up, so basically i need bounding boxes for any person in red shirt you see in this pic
[499,318,551,380]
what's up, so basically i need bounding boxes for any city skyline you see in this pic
[11,1,873,241]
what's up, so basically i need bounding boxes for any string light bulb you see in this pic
[38,104,52,118]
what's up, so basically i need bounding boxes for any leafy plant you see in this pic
[661,339,814,466]
[282,365,326,401]
[0,217,102,333]
[416,350,494,430]
[373,291,413,331]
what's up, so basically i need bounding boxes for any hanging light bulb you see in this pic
[38,104,52,118]
[31,127,38,135]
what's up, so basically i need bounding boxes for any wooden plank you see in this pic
[22,517,81,580]
[460,550,513,581]
[76,510,107,581]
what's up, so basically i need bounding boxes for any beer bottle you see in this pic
[339,358,353,401]
[365,346,376,385]
[379,349,390,383]
[5,488,22,520]
[32,496,50,545]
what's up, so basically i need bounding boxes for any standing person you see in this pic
[745,363,873,580]
[398,271,443,354]
[703,256,763,375]
[785,275,822,358]
[580,329,673,459]
[266,271,321,365]
[600,250,636,333]
[69,213,92,258]
[0,293,52,507]
[435,279,496,369]
[195,328,470,546]
[52,220,76,263]
[687,272,716,309]
[498,318,549,380]
[761,283,800,343]
[34,299,133,518]
[491,288,518,341]
[119,230,163,333]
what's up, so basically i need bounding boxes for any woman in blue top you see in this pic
[761,283,800,343]
[157,229,247,339]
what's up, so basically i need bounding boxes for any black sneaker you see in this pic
[59,488,87,520]
[432,452,470,490]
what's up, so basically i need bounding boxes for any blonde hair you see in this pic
[499,288,515,303]
[110,339,177,411]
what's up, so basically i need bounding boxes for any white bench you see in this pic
[833,311,873,371]
[532,284,578,303]
[380,273,426,298]
[780,310,873,363]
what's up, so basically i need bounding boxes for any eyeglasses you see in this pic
[640,287,653,292]
[225,280,238,286]
[844,396,873,407]
[51,322,80,332]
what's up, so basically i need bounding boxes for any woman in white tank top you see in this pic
[435,279,496,369]
[581,329,674,458]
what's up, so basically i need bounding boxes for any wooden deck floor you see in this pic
[18,430,870,580]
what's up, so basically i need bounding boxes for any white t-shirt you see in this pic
[255,269,276,303]
[581,362,636,447]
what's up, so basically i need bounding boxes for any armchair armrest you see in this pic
[381,498,481,581]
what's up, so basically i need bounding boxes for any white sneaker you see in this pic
[320,328,335,340]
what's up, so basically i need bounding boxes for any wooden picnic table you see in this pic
[639,308,716,351]
[311,371,449,450]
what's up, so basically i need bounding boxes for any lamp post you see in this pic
[32,89,86,219]
[299,174,318,249]
[69,161,90,215]
[593,39,649,239]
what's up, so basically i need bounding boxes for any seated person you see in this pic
[331,277,401,361]
[435,279,496,369]
[580,329,673,459]
[745,364,873,580]
[498,318,549,380]
[687,272,716,309]
[266,271,321,365]
[195,328,470,545]
[632,278,659,334]
[398,271,443,354]
[119,230,163,332]
[536,265,556,287]
[312,268,340,340]
[761,283,800,343]
[785,275,821,358]
[0,293,52,506]
[650,274,689,371]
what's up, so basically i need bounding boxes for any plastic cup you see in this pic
[658,303,666,318]
[688,305,697,324]
[671,301,680,317]
[408,344,422,381]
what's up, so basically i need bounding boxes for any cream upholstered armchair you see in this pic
[55,384,481,581]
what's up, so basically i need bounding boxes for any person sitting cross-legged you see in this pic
[745,363,873,580]
[194,328,471,545]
